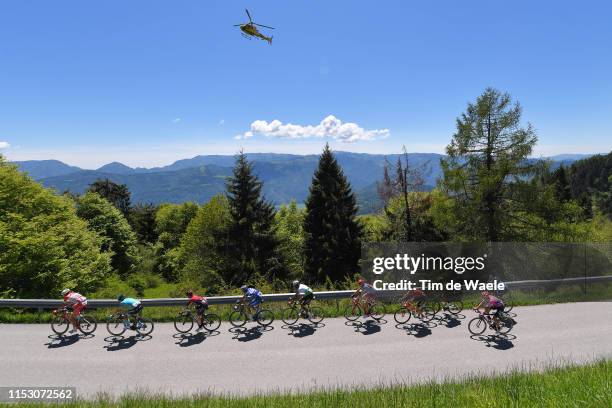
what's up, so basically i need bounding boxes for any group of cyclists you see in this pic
[58,277,509,335]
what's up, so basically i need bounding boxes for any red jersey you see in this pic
[187,295,208,306]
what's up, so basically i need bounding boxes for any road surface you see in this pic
[1,302,610,398]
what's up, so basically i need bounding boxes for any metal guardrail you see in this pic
[0,276,610,311]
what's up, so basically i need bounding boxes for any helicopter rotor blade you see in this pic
[245,9,252,23]
[233,24,243,26]
[254,23,275,29]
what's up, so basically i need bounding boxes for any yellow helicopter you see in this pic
[234,9,274,45]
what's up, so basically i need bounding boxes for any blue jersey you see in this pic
[244,288,263,306]
[120,298,141,309]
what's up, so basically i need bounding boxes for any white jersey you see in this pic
[297,284,313,296]
[360,283,376,295]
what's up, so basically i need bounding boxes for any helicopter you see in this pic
[234,9,274,45]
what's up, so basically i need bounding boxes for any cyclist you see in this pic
[401,287,427,315]
[292,280,314,317]
[474,291,504,328]
[117,294,143,330]
[185,290,209,332]
[61,288,87,334]
[353,278,377,317]
[240,285,264,320]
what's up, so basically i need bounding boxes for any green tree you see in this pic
[129,203,158,244]
[275,201,305,279]
[226,152,283,284]
[439,88,537,241]
[303,144,362,284]
[0,157,111,297]
[88,179,132,217]
[178,195,231,293]
[76,192,139,275]
[154,202,199,280]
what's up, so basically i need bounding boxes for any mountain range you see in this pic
[12,153,591,213]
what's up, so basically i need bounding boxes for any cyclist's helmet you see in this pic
[357,277,365,286]
[117,294,125,301]
[481,291,490,297]
[60,288,71,296]
[240,285,248,292]
[292,280,300,288]
[186,290,193,297]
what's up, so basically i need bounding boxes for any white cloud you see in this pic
[237,115,390,143]
[219,119,225,126]
[172,118,181,123]
[0,141,9,149]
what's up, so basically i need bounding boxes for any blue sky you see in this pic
[1,0,611,168]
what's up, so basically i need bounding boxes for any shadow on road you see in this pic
[172,330,220,347]
[346,319,384,335]
[470,333,516,350]
[435,313,465,328]
[281,322,325,338]
[45,333,83,348]
[395,322,434,338]
[229,325,273,342]
[103,334,151,351]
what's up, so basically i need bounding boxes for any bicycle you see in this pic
[393,299,435,324]
[229,300,274,327]
[281,298,324,325]
[468,309,515,335]
[106,311,154,336]
[433,299,464,316]
[173,308,221,333]
[51,306,97,335]
[343,295,385,321]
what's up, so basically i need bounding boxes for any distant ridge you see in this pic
[11,152,594,213]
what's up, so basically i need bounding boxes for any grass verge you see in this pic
[7,360,611,407]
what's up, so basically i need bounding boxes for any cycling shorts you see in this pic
[301,293,314,305]
[249,297,263,308]
[72,303,85,317]
[195,303,208,315]
[128,304,143,315]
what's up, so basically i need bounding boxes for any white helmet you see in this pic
[61,288,71,296]
[292,280,300,288]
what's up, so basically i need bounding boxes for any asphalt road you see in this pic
[1,302,611,398]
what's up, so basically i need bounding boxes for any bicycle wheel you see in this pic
[419,305,435,322]
[504,300,514,313]
[256,309,274,326]
[136,317,154,336]
[447,301,463,315]
[394,307,412,324]
[51,316,69,335]
[307,306,325,324]
[203,313,221,332]
[468,317,487,335]
[432,301,442,315]
[229,310,247,327]
[497,315,514,334]
[77,314,97,335]
[106,317,126,336]
[343,304,362,321]
[173,314,194,333]
[281,307,299,325]
[369,303,386,320]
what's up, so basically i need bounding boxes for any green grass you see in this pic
[7,360,611,407]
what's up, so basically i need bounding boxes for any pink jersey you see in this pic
[64,292,87,306]
[486,295,503,308]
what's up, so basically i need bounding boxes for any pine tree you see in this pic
[226,151,282,284]
[303,144,362,284]
[440,88,537,241]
